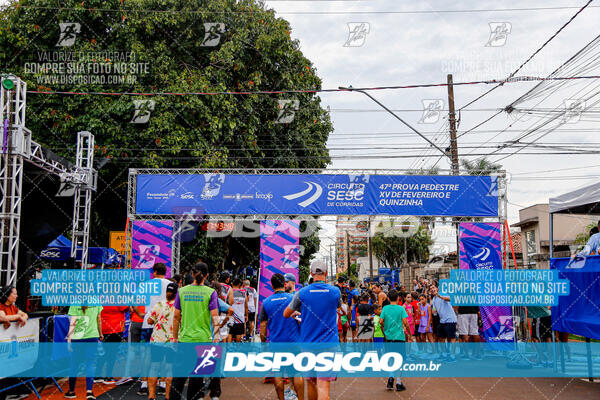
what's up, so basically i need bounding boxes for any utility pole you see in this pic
[447,74,461,258]
[447,74,459,175]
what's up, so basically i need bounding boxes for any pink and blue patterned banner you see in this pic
[459,222,514,345]
[132,220,173,278]
[258,220,300,305]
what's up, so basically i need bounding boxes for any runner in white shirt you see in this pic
[227,277,248,342]
[243,279,257,340]
[218,271,232,299]
[217,272,233,343]
[142,264,171,331]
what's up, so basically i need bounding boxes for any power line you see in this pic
[419,2,594,171]
[327,127,600,138]
[462,34,600,160]
[510,163,600,175]
[9,4,600,15]
[95,151,600,162]
[25,75,600,97]
[328,106,600,113]
[456,110,504,139]
[455,0,594,137]
[328,108,501,112]
[491,73,600,161]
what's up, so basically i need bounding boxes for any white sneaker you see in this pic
[114,377,133,385]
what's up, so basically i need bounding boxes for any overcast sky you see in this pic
[261,0,600,260]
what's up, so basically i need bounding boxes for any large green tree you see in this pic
[1,0,332,270]
[371,221,433,271]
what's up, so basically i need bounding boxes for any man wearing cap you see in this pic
[171,262,221,400]
[284,260,341,400]
[284,273,298,294]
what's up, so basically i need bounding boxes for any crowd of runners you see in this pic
[1,258,569,400]
[59,262,262,400]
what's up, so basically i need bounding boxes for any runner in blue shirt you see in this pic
[260,273,303,400]
[430,285,457,362]
[285,260,341,400]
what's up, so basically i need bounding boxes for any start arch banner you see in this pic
[134,173,499,217]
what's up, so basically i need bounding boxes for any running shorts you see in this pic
[230,322,245,336]
[457,314,478,336]
[437,322,457,339]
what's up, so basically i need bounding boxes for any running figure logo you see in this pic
[200,23,226,47]
[130,100,156,124]
[56,175,76,197]
[485,22,511,47]
[202,174,225,199]
[56,23,81,47]
[344,22,370,47]
[496,316,515,341]
[192,345,223,375]
[563,99,585,123]
[275,100,300,124]
[419,99,444,124]
[137,244,160,269]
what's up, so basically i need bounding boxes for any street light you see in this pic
[339,86,449,157]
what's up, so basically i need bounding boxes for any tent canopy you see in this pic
[549,181,600,214]
[39,235,124,265]
[549,181,600,340]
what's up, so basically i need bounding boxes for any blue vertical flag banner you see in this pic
[258,220,300,308]
[131,220,173,278]
[459,222,514,345]
[134,174,499,217]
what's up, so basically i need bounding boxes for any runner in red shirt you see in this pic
[97,306,128,383]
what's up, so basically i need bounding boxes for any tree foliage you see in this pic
[371,223,433,271]
[574,223,597,247]
[1,0,332,270]
[460,158,502,175]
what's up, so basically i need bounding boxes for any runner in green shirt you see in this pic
[170,262,221,400]
[65,305,103,400]
[379,290,412,392]
[67,305,103,340]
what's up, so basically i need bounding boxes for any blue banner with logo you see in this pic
[3,343,599,378]
[459,222,514,346]
[551,256,600,340]
[134,174,498,216]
